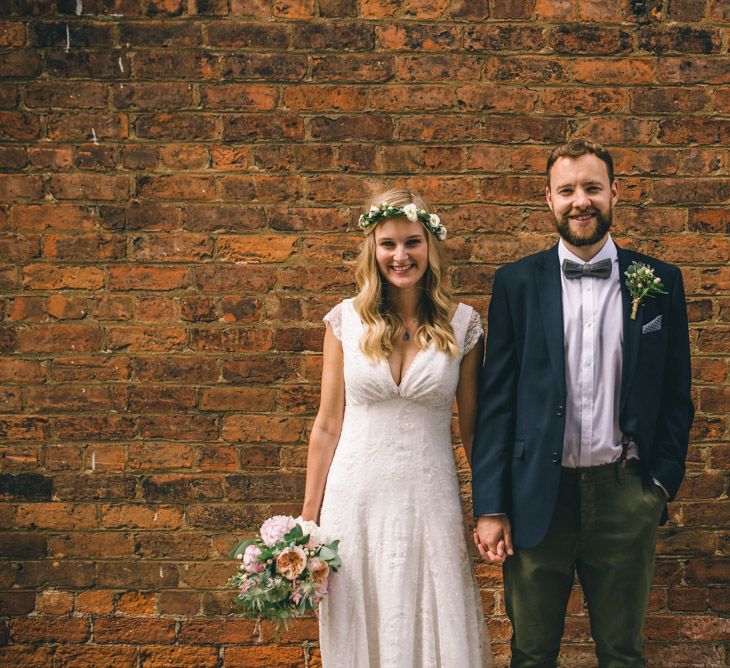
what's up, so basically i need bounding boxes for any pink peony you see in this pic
[242,544,263,574]
[260,515,296,547]
[275,545,307,581]
[307,557,330,588]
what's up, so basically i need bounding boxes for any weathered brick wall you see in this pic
[0,0,728,666]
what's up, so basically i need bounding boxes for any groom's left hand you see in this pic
[474,515,514,563]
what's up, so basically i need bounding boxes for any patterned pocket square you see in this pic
[642,315,662,334]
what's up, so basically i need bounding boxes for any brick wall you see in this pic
[0,0,728,666]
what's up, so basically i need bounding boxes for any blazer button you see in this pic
[556,405,565,416]
[551,452,560,464]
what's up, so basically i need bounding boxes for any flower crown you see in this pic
[357,202,447,241]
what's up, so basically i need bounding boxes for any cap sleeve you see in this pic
[323,302,343,341]
[463,307,484,355]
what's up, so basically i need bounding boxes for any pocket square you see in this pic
[642,315,662,334]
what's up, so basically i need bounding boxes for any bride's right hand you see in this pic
[474,515,514,563]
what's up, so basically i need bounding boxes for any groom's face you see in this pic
[546,154,619,248]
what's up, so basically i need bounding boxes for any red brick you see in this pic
[206,22,288,48]
[283,85,367,111]
[0,22,27,47]
[128,442,195,469]
[378,23,459,50]
[36,590,73,615]
[54,646,137,668]
[311,54,394,81]
[112,83,194,109]
[28,146,74,170]
[0,144,26,168]
[22,264,105,290]
[0,646,52,667]
[486,56,566,83]
[220,53,307,80]
[542,87,627,114]
[0,175,43,200]
[7,296,46,322]
[49,174,129,201]
[0,50,42,78]
[139,646,220,667]
[17,324,101,353]
[139,415,219,440]
[225,645,305,667]
[94,617,176,644]
[222,113,304,140]
[136,175,216,201]
[219,174,303,201]
[572,58,655,84]
[101,504,183,529]
[108,266,189,291]
[16,503,97,530]
[0,111,41,140]
[27,385,116,411]
[199,386,276,411]
[200,83,278,109]
[11,204,96,232]
[0,591,35,616]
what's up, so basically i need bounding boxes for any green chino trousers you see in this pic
[504,460,666,668]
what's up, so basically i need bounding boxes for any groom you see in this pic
[472,139,694,667]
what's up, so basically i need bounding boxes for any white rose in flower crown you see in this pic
[259,515,296,547]
[403,203,419,222]
[275,545,307,581]
[429,213,440,227]
[295,516,319,547]
[369,205,379,214]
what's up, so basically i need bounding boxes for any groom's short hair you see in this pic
[546,139,615,187]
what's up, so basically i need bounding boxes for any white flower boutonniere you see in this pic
[624,261,668,320]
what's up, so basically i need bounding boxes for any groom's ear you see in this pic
[610,180,619,207]
[545,185,554,212]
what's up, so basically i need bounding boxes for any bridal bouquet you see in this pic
[229,515,341,630]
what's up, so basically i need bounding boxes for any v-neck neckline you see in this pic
[385,303,463,390]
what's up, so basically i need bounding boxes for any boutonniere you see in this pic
[624,261,667,320]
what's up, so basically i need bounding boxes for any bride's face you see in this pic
[373,218,429,289]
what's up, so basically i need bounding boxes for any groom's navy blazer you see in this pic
[472,243,694,549]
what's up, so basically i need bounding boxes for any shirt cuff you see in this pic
[653,478,669,499]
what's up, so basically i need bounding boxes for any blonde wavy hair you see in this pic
[353,188,458,361]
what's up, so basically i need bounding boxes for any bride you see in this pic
[300,189,492,667]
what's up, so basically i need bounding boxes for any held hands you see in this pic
[473,515,514,563]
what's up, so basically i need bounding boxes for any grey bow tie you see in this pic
[562,258,612,279]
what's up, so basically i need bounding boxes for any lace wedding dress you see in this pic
[318,299,491,667]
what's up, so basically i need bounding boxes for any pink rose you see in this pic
[275,546,307,581]
[307,557,330,588]
[240,578,254,593]
[260,515,296,547]
[242,544,263,574]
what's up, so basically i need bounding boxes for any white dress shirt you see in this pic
[559,234,638,468]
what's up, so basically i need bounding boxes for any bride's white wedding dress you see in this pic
[318,299,491,667]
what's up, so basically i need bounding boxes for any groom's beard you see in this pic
[554,206,612,247]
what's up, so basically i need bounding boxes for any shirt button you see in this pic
[551,452,560,464]
[585,360,591,366]
[586,322,592,328]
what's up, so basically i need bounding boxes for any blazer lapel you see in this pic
[536,245,566,400]
[618,246,642,413]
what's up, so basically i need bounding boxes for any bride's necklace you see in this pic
[399,316,418,342]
